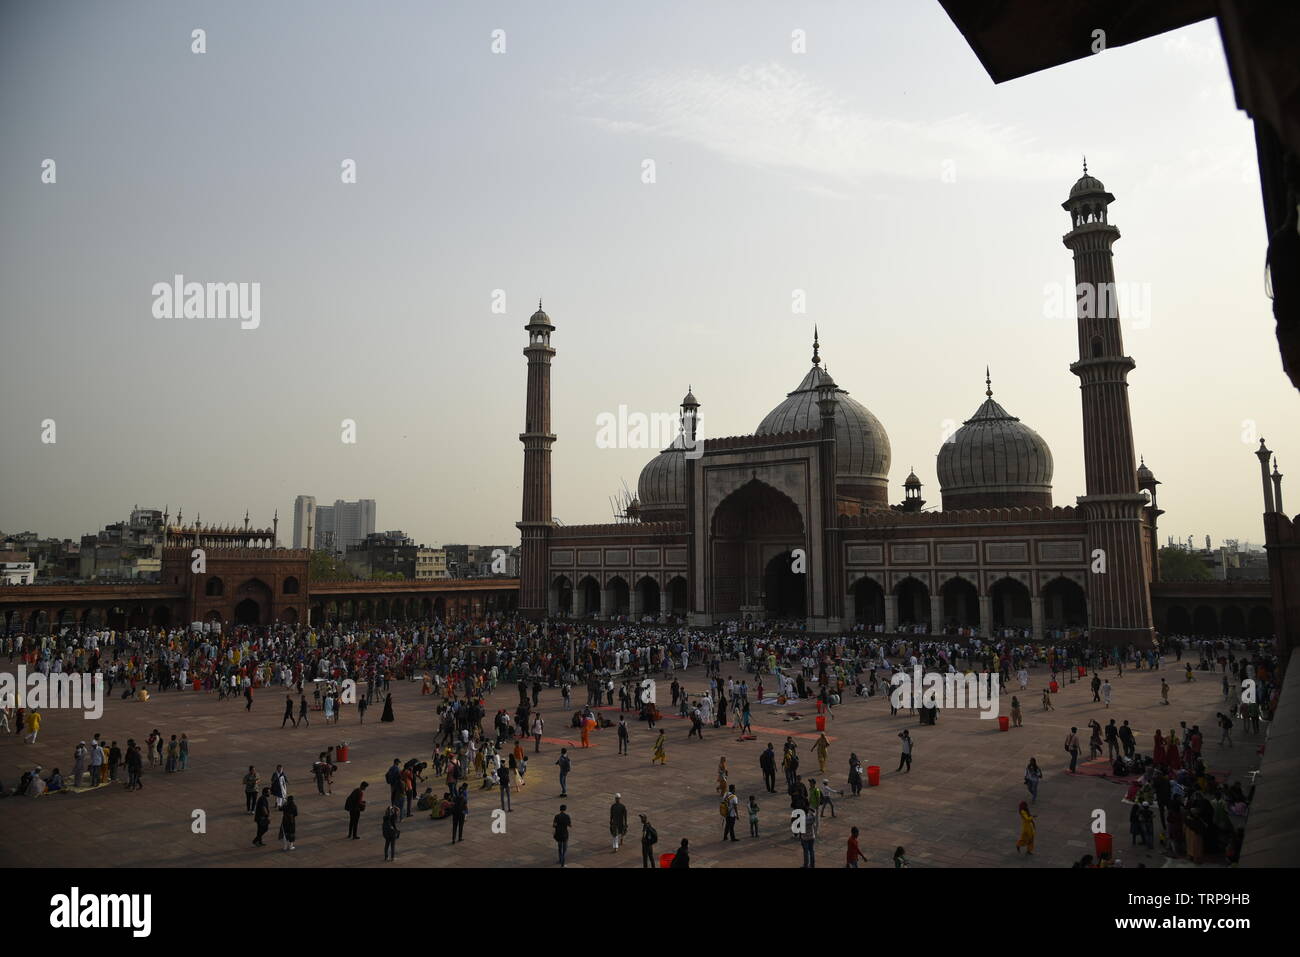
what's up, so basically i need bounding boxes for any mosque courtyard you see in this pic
[0,655,1254,868]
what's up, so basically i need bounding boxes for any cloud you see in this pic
[573,62,1078,187]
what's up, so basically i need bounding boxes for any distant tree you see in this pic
[1159,547,1211,581]
[309,550,355,581]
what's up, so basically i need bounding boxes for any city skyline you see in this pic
[2,2,1296,552]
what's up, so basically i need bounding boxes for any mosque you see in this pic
[517,169,1164,644]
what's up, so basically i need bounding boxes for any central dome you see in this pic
[936,371,1053,510]
[755,333,891,507]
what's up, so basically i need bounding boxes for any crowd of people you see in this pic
[0,616,1283,867]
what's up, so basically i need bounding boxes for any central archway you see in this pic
[234,598,261,625]
[709,478,805,618]
[763,551,806,619]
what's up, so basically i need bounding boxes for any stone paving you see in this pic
[0,657,1257,868]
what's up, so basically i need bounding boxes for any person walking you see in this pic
[279,795,298,851]
[72,741,87,788]
[616,716,630,755]
[532,713,544,753]
[799,804,819,868]
[723,784,740,842]
[848,753,864,796]
[810,732,830,774]
[1218,711,1234,747]
[748,795,760,837]
[125,741,143,790]
[1087,720,1103,760]
[1015,801,1036,854]
[639,814,658,868]
[312,753,331,795]
[847,826,868,868]
[344,781,368,839]
[450,784,467,844]
[281,694,296,728]
[243,766,260,813]
[1160,678,1170,706]
[1010,695,1023,727]
[760,742,777,793]
[1064,727,1081,773]
[896,730,912,773]
[178,734,189,771]
[556,748,571,796]
[649,727,667,765]
[1024,758,1042,802]
[271,764,288,809]
[253,787,272,846]
[553,804,572,867]
[23,709,40,744]
[498,763,512,812]
[90,738,105,785]
[820,780,840,818]
[382,804,401,861]
[610,793,628,851]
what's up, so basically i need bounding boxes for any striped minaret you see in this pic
[1063,162,1154,645]
[517,300,556,619]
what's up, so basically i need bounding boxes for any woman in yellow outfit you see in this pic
[652,730,667,765]
[1015,801,1036,855]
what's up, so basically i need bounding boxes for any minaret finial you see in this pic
[538,297,543,311]
[985,365,992,398]
[1082,155,1088,175]
[812,326,821,366]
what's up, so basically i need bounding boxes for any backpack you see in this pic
[719,798,729,817]
[645,825,658,845]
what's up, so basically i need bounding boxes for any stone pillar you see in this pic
[978,595,993,637]
[884,595,898,634]
[1030,596,1044,639]
[600,582,614,619]
[630,582,643,620]
[930,595,944,632]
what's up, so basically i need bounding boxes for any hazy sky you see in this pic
[2,1,1296,550]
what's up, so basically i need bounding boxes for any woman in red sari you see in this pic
[1153,730,1166,766]
[1165,728,1182,771]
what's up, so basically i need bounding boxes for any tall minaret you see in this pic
[517,299,556,618]
[1063,162,1154,645]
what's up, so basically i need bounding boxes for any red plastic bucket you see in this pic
[1094,832,1113,859]
[815,715,826,732]
[998,716,1009,731]
[1077,666,1086,677]
[1049,680,1059,693]
[867,765,880,786]
[337,745,350,763]
[659,853,675,868]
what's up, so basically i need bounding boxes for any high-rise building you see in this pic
[332,499,376,554]
[294,498,376,555]
[292,495,316,549]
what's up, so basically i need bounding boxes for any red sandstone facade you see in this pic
[516,172,1222,644]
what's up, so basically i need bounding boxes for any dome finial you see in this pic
[1082,155,1087,176]
[985,365,992,398]
[812,325,821,366]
